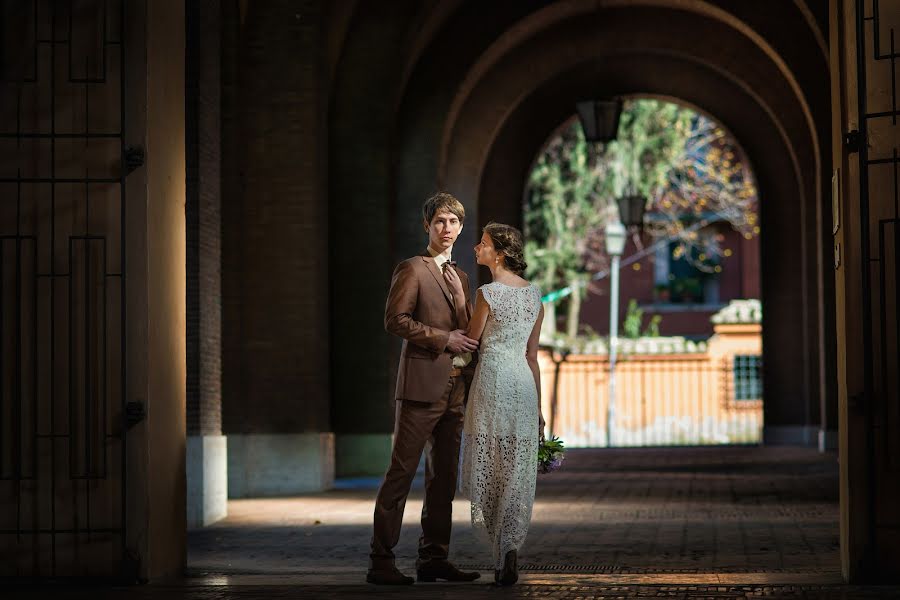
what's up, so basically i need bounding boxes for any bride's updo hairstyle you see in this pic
[484,222,528,276]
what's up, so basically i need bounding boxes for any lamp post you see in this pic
[576,99,623,143]
[604,218,626,447]
[617,193,647,229]
[575,97,631,446]
[604,192,646,446]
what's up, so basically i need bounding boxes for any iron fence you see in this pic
[541,354,762,447]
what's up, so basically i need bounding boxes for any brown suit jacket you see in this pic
[385,251,474,403]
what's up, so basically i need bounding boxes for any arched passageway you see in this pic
[523,101,765,448]
[3,0,898,585]
[378,0,834,459]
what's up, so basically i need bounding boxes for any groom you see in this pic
[367,192,481,585]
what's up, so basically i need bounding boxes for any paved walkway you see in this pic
[189,446,841,576]
[14,448,900,598]
[14,577,900,600]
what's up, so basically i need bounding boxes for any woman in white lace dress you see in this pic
[451,222,545,586]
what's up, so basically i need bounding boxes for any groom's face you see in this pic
[425,210,463,253]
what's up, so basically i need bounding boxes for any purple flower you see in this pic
[537,436,566,474]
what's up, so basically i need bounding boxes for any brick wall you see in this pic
[328,2,417,435]
[221,0,330,434]
[186,0,223,436]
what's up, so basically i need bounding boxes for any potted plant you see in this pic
[680,277,703,303]
[653,283,671,303]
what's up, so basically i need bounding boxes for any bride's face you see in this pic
[474,232,501,267]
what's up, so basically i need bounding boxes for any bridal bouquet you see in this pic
[537,435,565,474]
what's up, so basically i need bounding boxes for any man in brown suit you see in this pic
[367,193,482,585]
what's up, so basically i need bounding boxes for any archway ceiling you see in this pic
[397,0,827,124]
[475,51,803,230]
[374,0,830,280]
[431,5,820,223]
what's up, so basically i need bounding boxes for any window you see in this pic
[733,354,762,401]
[654,240,721,304]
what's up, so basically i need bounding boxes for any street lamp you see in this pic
[604,218,627,447]
[616,193,647,229]
[576,99,623,143]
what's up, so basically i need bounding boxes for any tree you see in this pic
[524,121,608,338]
[644,116,758,273]
[525,99,759,341]
[525,99,694,338]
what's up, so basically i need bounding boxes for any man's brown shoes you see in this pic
[416,559,481,582]
[366,566,414,585]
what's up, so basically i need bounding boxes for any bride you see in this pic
[447,222,545,586]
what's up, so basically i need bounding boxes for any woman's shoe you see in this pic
[498,550,518,585]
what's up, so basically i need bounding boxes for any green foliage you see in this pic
[604,100,695,201]
[623,299,663,339]
[525,98,758,337]
[671,277,703,302]
[537,435,565,462]
[524,121,605,293]
[644,315,662,337]
[623,299,644,339]
[525,99,695,335]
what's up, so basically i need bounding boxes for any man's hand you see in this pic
[443,263,465,301]
[447,329,478,353]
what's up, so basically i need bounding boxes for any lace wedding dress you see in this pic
[460,281,542,570]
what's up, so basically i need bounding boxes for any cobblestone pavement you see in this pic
[13,448,900,598]
[189,446,841,576]
[11,578,900,600]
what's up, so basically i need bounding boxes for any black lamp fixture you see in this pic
[575,98,623,144]
[616,191,647,230]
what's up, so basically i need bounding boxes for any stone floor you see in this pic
[188,446,842,576]
[12,578,900,600]
[16,447,900,599]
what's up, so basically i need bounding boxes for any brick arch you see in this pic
[435,7,815,268]
[402,7,830,442]
[469,53,810,432]
[392,0,829,266]
[360,0,833,440]
[438,0,822,185]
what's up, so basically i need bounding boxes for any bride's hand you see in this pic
[538,413,546,442]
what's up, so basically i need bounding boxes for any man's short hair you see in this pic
[422,192,465,224]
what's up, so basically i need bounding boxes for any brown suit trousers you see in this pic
[369,375,466,569]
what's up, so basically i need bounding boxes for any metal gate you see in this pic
[0,0,129,577]
[854,0,900,564]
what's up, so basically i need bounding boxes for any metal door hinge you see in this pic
[844,130,864,153]
[125,400,146,427]
[124,145,145,174]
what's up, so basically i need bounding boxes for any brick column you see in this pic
[185,0,226,526]
[220,1,333,496]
